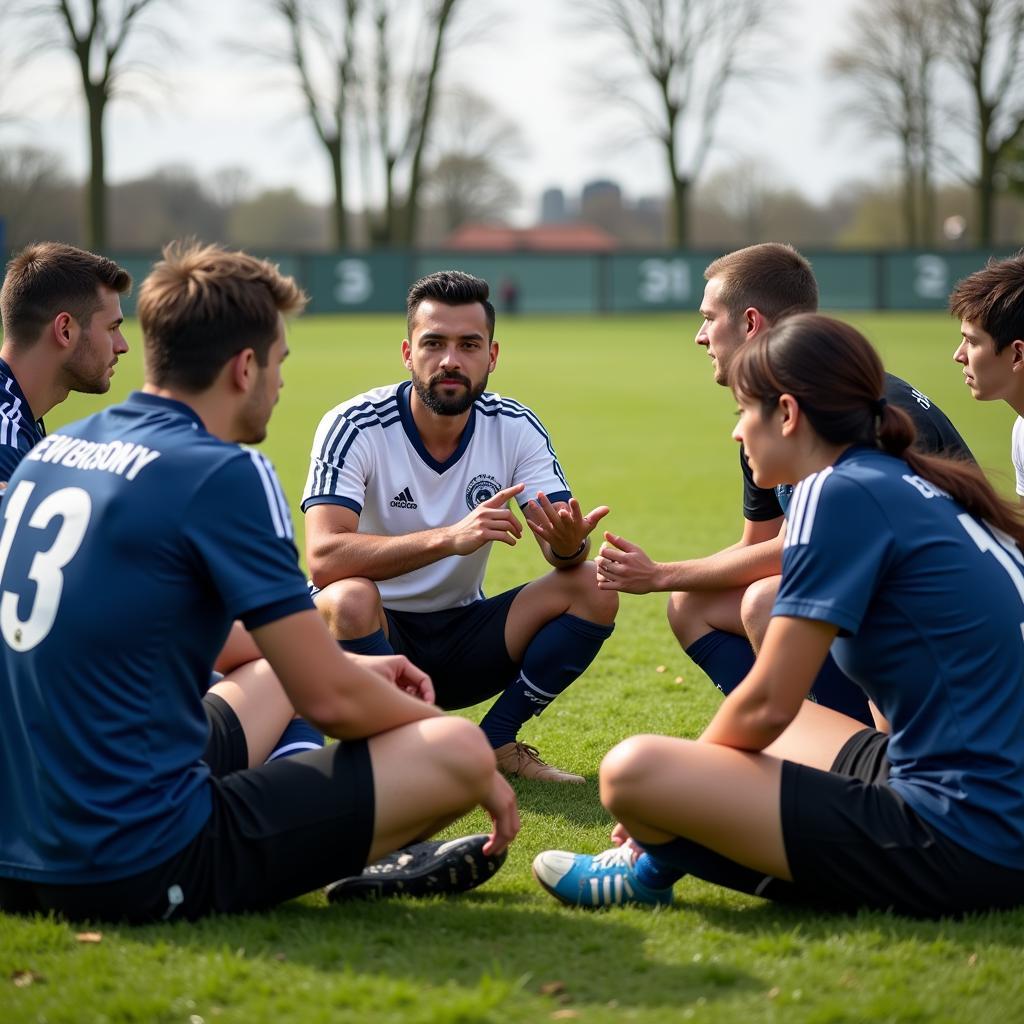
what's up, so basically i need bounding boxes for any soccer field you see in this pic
[4,312,1022,1024]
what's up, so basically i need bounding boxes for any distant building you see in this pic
[540,188,568,224]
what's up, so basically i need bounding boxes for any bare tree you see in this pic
[260,0,359,248]
[360,0,462,245]
[941,0,1024,244]
[831,0,945,246]
[422,88,525,232]
[13,1,172,250]
[574,0,783,247]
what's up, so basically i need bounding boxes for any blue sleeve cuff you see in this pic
[518,489,572,508]
[241,592,316,630]
[772,598,860,637]
[301,494,363,516]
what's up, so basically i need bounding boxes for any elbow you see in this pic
[299,691,367,740]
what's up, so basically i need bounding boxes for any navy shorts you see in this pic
[776,729,1024,917]
[0,694,375,923]
[384,585,526,710]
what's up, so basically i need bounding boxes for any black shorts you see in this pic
[384,585,526,709]
[0,695,375,923]
[777,729,1024,917]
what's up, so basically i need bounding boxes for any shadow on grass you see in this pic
[122,896,762,1013]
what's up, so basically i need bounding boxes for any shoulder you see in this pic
[314,384,403,436]
[1013,416,1024,447]
[787,451,895,546]
[474,391,551,435]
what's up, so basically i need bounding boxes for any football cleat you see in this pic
[532,845,674,909]
[326,834,506,903]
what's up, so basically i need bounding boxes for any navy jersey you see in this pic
[774,446,1024,868]
[741,373,974,521]
[0,392,313,884]
[0,356,45,486]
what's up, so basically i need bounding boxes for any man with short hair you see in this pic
[303,270,618,784]
[0,241,318,762]
[950,251,1024,498]
[0,242,518,923]
[0,242,130,488]
[593,243,970,721]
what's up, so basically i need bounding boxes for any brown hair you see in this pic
[704,243,818,323]
[730,313,1024,545]
[949,251,1024,353]
[138,240,307,392]
[407,270,495,339]
[1,242,131,346]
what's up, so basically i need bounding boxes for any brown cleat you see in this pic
[494,741,586,784]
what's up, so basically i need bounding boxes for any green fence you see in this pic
[101,249,1014,317]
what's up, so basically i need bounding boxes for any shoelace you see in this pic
[591,845,638,870]
[516,743,547,764]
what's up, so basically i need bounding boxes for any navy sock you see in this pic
[266,717,324,762]
[809,654,873,726]
[340,628,395,656]
[633,852,679,890]
[479,613,614,748]
[684,629,755,695]
[638,836,792,901]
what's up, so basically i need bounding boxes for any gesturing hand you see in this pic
[595,531,662,594]
[447,483,525,556]
[354,653,435,704]
[523,493,609,558]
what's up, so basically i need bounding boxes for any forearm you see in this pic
[655,539,783,593]
[308,528,455,589]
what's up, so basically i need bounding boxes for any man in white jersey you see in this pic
[950,252,1024,500]
[303,270,618,783]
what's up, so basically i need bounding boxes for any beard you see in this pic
[411,368,488,416]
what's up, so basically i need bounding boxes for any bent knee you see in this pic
[599,735,669,812]
[314,577,382,638]
[564,560,619,622]
[667,590,712,648]
[739,576,779,648]
[422,717,495,798]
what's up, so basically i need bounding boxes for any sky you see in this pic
[0,0,882,221]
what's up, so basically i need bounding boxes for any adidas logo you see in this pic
[390,486,418,509]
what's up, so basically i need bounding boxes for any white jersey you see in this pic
[302,381,571,612]
[1013,416,1024,496]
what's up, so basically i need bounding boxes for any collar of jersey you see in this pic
[397,379,477,474]
[125,390,207,431]
[0,355,41,427]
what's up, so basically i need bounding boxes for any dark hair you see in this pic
[138,240,307,392]
[704,243,818,323]
[949,251,1024,353]
[0,242,131,346]
[406,270,495,339]
[730,313,1024,545]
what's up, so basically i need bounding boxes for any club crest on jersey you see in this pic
[466,473,500,509]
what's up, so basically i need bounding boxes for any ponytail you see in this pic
[875,404,1024,545]
[731,313,1024,548]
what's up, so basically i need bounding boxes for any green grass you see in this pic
[2,312,1021,1024]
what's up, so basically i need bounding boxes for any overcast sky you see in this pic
[1,0,883,220]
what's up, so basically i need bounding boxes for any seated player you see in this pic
[593,243,970,724]
[950,252,1024,495]
[0,242,519,923]
[0,241,318,763]
[534,314,1024,916]
[303,270,618,784]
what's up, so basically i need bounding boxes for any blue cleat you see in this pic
[532,845,674,909]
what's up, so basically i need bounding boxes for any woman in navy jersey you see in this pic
[534,313,1024,916]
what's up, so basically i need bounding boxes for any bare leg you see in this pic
[363,716,495,862]
[739,575,781,653]
[214,621,263,675]
[667,587,747,649]
[209,659,296,768]
[503,560,617,662]
[315,578,389,640]
[599,701,867,879]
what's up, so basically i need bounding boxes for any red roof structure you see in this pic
[444,222,617,252]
